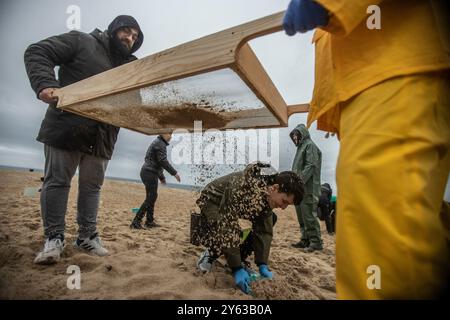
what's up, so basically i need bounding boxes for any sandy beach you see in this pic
[0,169,336,300]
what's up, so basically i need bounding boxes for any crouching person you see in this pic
[195,163,304,294]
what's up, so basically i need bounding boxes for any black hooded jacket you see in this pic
[318,183,332,220]
[24,15,144,159]
[141,136,177,181]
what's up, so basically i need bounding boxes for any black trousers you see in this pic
[135,169,159,223]
[330,210,336,234]
[318,203,334,234]
[324,213,334,234]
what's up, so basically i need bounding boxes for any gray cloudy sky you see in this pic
[1,0,448,199]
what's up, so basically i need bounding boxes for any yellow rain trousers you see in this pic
[337,73,450,299]
[307,0,450,298]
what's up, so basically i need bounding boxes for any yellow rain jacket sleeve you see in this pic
[307,0,450,133]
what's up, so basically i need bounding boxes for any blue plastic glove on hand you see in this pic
[283,0,329,36]
[259,264,273,279]
[233,268,251,294]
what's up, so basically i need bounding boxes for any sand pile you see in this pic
[0,169,335,299]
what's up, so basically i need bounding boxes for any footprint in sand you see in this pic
[0,233,10,242]
[102,236,117,242]
[317,276,335,292]
[67,253,103,273]
[172,261,188,272]
[296,266,311,275]
[182,247,201,256]
[126,241,140,250]
[119,233,133,240]
[102,226,114,233]
[0,246,24,268]
[24,222,41,231]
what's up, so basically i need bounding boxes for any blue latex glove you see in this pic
[259,264,273,279]
[283,0,329,36]
[233,268,251,294]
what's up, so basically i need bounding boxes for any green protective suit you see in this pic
[196,164,274,269]
[290,124,323,247]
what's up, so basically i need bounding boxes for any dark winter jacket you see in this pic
[141,136,177,181]
[318,183,332,220]
[24,15,144,159]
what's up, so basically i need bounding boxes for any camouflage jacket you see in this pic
[196,165,274,268]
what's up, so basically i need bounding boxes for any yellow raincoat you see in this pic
[308,0,450,298]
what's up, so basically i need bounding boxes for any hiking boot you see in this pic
[291,239,310,248]
[303,243,323,253]
[130,213,144,229]
[34,234,65,265]
[144,221,161,228]
[197,250,216,273]
[130,221,143,229]
[74,232,109,256]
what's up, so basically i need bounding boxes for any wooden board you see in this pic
[234,44,288,126]
[288,104,309,116]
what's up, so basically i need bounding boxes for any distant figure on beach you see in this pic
[317,183,334,235]
[24,15,144,265]
[130,133,181,229]
[290,124,323,252]
[283,0,449,298]
[330,195,336,235]
[195,162,304,294]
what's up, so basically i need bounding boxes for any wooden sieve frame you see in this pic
[55,11,309,134]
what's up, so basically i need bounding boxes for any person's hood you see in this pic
[290,124,310,145]
[321,183,332,193]
[107,15,144,56]
[158,135,170,146]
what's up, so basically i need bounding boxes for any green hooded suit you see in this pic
[290,124,323,248]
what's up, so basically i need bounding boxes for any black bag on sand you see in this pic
[190,211,202,246]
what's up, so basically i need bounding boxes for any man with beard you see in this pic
[24,15,144,265]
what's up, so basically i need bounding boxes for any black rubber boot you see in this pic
[291,239,310,248]
[303,242,324,253]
